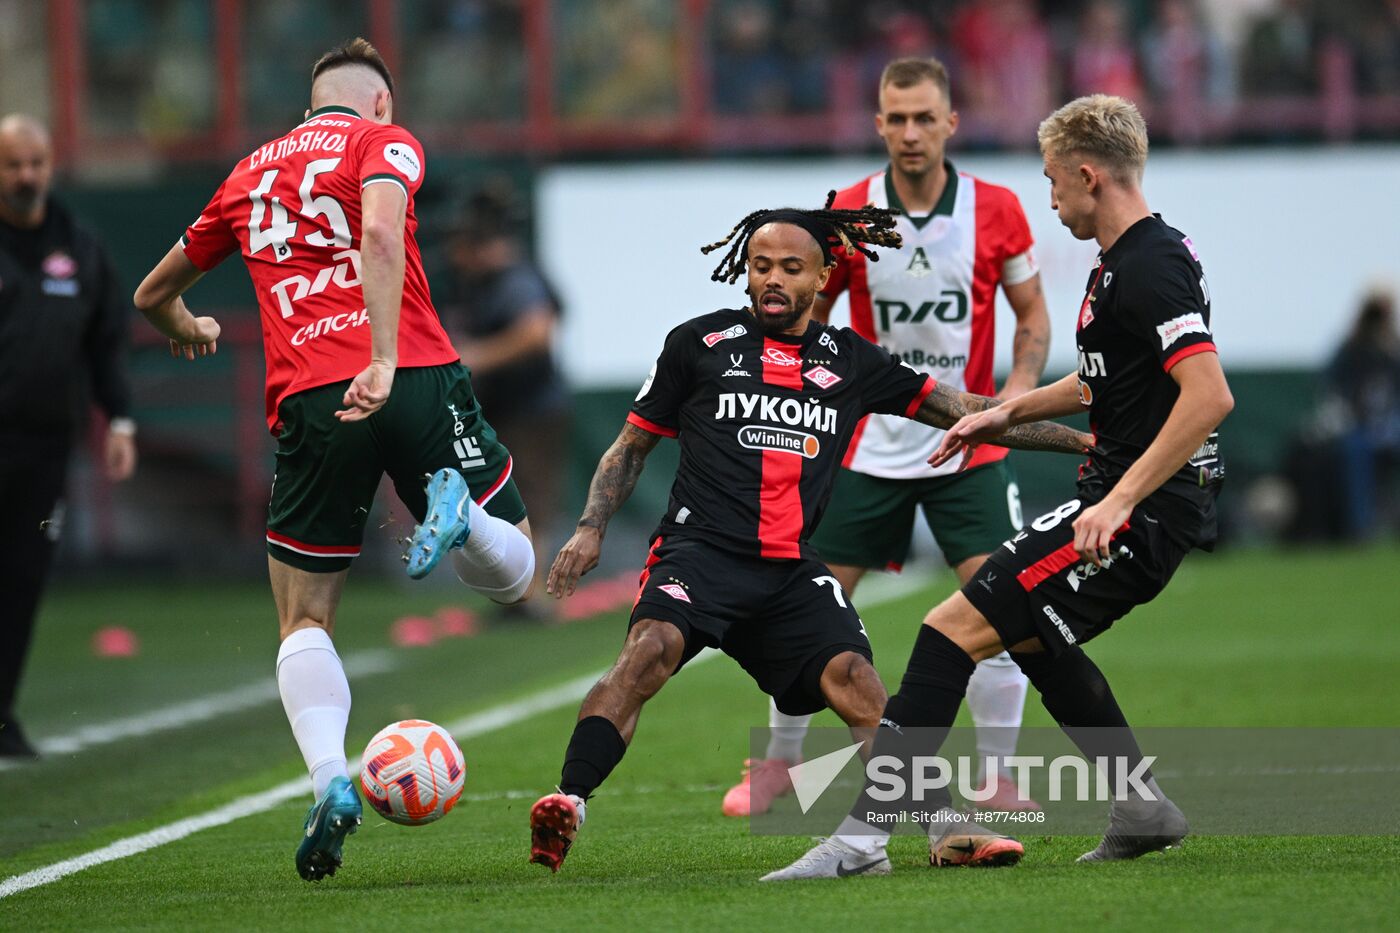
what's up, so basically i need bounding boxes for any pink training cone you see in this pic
[558,571,641,622]
[92,626,139,658]
[434,606,479,638]
[390,615,439,647]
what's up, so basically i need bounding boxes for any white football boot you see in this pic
[760,837,891,881]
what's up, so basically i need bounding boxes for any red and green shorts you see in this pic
[808,460,1022,570]
[266,363,526,572]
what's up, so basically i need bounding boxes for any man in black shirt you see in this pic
[438,185,569,611]
[0,115,137,759]
[526,199,1094,873]
[765,95,1234,880]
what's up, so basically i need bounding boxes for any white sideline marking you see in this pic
[3,572,930,773]
[0,651,397,771]
[0,653,722,900]
[0,778,309,900]
[0,574,933,899]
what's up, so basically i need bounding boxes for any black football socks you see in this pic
[559,715,628,801]
[850,625,977,823]
[1012,646,1163,811]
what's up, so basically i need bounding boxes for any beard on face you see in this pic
[757,304,804,335]
[750,287,813,336]
[1,185,41,216]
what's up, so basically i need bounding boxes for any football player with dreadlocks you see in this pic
[722,55,1054,827]
[527,198,1094,875]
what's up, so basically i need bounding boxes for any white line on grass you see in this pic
[0,651,397,771]
[0,573,935,900]
[5,571,930,773]
[0,653,723,900]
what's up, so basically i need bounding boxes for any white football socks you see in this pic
[966,651,1029,783]
[450,498,535,604]
[276,626,351,799]
[835,815,890,855]
[765,699,813,762]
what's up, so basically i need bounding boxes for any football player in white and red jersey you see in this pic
[132,39,537,882]
[723,58,1052,831]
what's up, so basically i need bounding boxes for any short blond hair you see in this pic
[1038,95,1148,183]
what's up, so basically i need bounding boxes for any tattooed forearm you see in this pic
[576,423,662,534]
[913,382,997,428]
[913,383,1091,455]
[1002,275,1051,393]
[1009,322,1049,387]
[996,419,1093,455]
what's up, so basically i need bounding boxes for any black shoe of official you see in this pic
[0,717,40,759]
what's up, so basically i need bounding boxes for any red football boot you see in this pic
[530,792,583,873]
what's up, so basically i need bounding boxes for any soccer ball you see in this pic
[359,719,466,826]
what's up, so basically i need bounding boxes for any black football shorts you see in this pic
[630,535,872,715]
[961,496,1190,655]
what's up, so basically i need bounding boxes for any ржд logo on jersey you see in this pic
[270,248,362,318]
[875,290,968,330]
[703,324,747,347]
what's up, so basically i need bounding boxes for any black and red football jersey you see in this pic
[629,308,934,559]
[1073,214,1224,548]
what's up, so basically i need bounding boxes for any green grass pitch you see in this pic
[1,544,1397,930]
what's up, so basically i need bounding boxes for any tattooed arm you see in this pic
[912,378,1092,457]
[547,422,662,597]
[1000,274,1051,399]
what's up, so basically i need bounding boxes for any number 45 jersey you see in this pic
[179,105,458,433]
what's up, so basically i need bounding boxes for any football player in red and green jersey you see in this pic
[133,39,537,882]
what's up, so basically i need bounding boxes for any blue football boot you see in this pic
[296,775,362,881]
[403,468,473,580]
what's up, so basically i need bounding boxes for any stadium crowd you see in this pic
[707,0,1400,120]
[3,0,1400,157]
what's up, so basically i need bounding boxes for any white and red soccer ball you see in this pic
[359,720,465,825]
